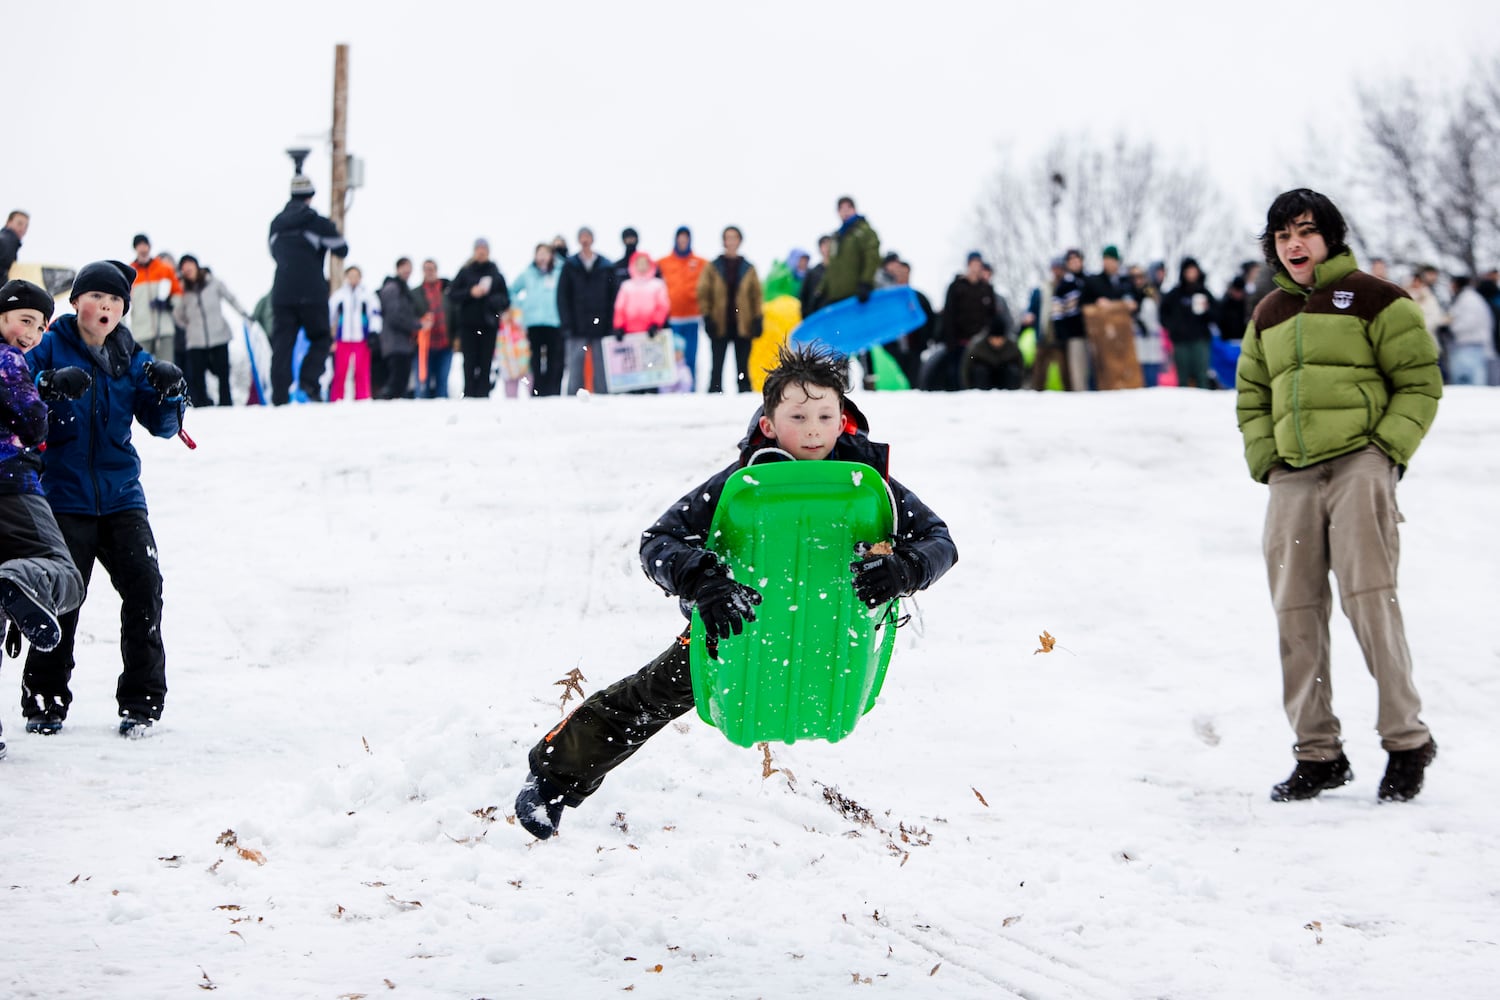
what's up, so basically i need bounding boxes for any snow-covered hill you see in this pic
[2,387,1495,999]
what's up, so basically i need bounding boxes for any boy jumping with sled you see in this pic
[516,344,958,839]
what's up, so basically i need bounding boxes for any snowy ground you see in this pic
[1,384,1496,1000]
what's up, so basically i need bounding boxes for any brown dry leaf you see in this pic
[759,742,780,780]
[215,829,238,847]
[198,968,217,991]
[383,981,396,991]
[207,859,222,874]
[158,855,182,865]
[215,904,242,912]
[1002,915,1022,927]
[555,667,587,711]
[972,787,989,808]
[648,965,663,974]
[338,994,367,999]
[361,736,371,755]
[929,963,941,976]
[1034,630,1056,655]
[623,987,635,993]
[69,874,82,885]
[236,846,267,866]
[227,930,244,942]
[386,894,422,910]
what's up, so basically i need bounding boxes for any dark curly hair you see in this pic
[1259,188,1350,274]
[761,344,848,416]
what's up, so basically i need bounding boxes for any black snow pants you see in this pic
[0,492,85,633]
[22,510,166,722]
[528,633,696,806]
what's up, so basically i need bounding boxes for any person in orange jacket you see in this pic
[656,226,706,390]
[128,234,182,364]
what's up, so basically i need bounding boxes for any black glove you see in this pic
[850,549,920,607]
[151,297,173,312]
[36,366,93,401]
[856,282,873,304]
[648,322,660,334]
[144,360,187,399]
[690,563,762,644]
[613,327,626,341]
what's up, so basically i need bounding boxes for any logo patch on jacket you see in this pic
[1332,290,1354,309]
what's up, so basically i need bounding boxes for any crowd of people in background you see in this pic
[4,184,1499,408]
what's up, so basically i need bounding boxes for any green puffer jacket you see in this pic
[818,216,880,306]
[1235,251,1441,483]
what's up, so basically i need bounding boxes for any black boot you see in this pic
[0,578,61,652]
[515,772,567,840]
[1270,754,1353,801]
[1378,739,1437,802]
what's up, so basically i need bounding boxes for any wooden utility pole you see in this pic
[328,43,349,292]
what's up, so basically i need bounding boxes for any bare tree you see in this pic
[1359,59,1500,275]
[966,133,1248,305]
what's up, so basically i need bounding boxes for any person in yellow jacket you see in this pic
[695,226,762,393]
[1236,188,1442,804]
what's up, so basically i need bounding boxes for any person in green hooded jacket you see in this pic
[1236,188,1442,805]
[812,196,880,311]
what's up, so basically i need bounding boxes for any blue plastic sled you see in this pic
[689,459,900,747]
[1210,335,1241,388]
[790,287,926,357]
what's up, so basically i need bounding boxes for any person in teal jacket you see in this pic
[1236,189,1442,805]
[510,244,563,396]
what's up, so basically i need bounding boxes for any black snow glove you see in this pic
[856,282,873,304]
[850,549,920,607]
[144,360,187,399]
[690,563,762,644]
[35,366,93,401]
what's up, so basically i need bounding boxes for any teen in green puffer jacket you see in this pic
[1236,189,1442,807]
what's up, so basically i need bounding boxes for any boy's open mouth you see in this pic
[1288,255,1309,267]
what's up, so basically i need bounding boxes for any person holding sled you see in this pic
[1236,189,1442,803]
[515,344,959,839]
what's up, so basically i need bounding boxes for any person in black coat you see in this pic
[267,175,348,404]
[557,227,617,394]
[961,313,1025,390]
[1160,257,1218,388]
[447,239,510,399]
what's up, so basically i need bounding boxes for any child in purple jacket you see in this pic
[0,279,87,758]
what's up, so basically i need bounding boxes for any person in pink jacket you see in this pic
[612,251,670,335]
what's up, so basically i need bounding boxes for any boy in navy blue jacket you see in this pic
[21,261,186,737]
[516,345,959,839]
[0,280,88,758]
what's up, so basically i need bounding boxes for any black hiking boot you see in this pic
[1270,754,1353,801]
[0,578,61,653]
[118,712,155,739]
[25,710,64,735]
[515,772,567,840]
[1378,739,1437,802]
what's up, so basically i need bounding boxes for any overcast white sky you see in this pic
[9,0,1497,303]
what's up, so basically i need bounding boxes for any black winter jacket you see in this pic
[448,261,510,336]
[639,401,958,615]
[268,200,348,306]
[557,253,618,340]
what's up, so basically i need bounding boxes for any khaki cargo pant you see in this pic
[1263,445,1430,760]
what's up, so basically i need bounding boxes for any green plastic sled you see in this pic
[689,460,900,747]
